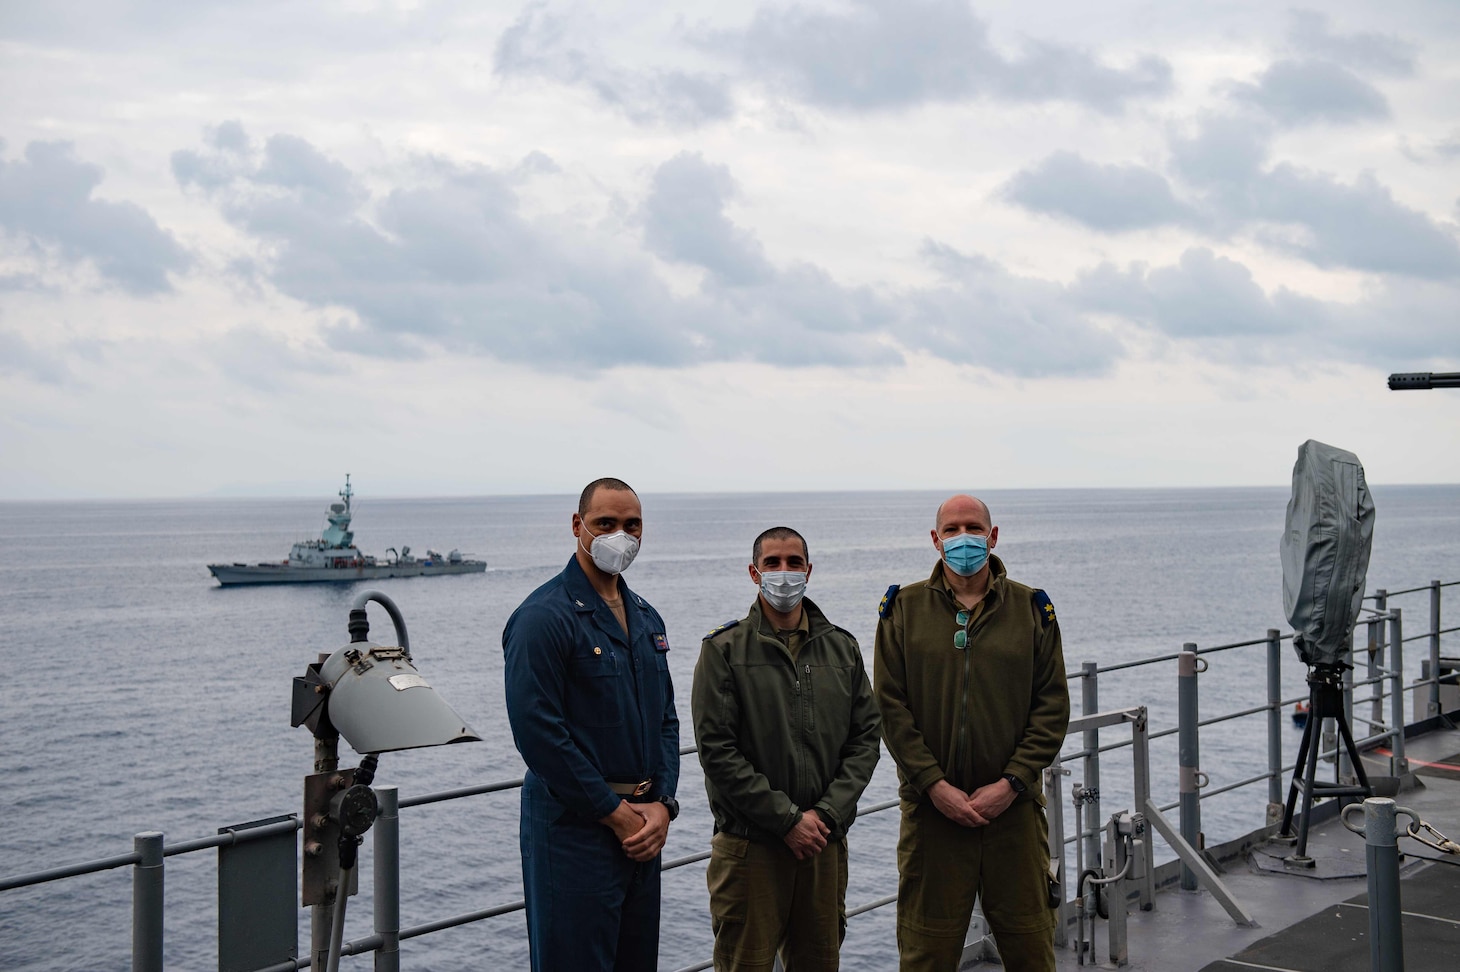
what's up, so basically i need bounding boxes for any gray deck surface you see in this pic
[1199,863,1460,972]
[971,726,1460,971]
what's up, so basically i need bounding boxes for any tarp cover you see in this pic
[1280,440,1375,667]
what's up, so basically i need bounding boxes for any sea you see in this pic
[2,485,1458,971]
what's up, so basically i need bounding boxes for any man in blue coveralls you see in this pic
[503,477,681,972]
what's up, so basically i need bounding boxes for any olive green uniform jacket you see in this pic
[874,555,1069,805]
[693,597,882,843]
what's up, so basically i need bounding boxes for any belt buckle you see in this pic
[632,779,653,797]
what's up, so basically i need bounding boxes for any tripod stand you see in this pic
[1278,663,1372,864]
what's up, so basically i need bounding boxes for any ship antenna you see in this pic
[341,473,352,512]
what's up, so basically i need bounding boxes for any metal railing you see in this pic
[2,579,1453,971]
[1054,579,1456,896]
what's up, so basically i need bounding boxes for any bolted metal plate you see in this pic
[302,769,358,906]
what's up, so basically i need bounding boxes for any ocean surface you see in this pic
[2,485,1458,971]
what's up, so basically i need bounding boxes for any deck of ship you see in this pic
[966,725,1460,971]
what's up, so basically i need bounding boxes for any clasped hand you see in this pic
[928,778,1017,828]
[782,810,831,860]
[602,800,670,861]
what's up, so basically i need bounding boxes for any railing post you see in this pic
[1430,580,1443,718]
[1080,662,1101,890]
[1373,590,1389,769]
[1266,630,1282,820]
[1043,766,1068,947]
[1368,616,1383,732]
[133,831,164,972]
[374,786,400,972]
[1378,586,1389,744]
[1362,799,1405,972]
[1178,646,1201,891]
[1340,652,1355,784]
[1129,709,1155,912]
[1102,814,1129,967]
[1388,609,1407,774]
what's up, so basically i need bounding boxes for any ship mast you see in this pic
[320,475,355,550]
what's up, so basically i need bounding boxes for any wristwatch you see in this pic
[1001,773,1026,794]
[656,795,680,821]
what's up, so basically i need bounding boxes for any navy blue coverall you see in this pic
[503,556,680,972]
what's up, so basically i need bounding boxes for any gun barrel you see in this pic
[1388,372,1460,390]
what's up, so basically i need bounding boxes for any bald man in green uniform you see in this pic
[874,494,1069,972]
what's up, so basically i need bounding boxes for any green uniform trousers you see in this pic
[895,798,1055,972]
[705,832,849,972]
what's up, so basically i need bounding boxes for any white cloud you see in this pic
[1073,247,1460,367]
[727,0,1172,114]
[1285,10,1417,77]
[1227,58,1390,126]
[640,151,773,284]
[1004,115,1460,279]
[1000,152,1200,233]
[0,327,70,384]
[0,140,190,294]
[494,3,734,127]
[486,0,1174,123]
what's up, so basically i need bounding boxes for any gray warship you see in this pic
[207,476,486,586]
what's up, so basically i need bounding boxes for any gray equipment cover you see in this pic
[1280,440,1375,668]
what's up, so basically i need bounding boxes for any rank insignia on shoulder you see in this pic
[1034,590,1056,626]
[704,618,740,639]
[653,633,669,651]
[878,585,900,619]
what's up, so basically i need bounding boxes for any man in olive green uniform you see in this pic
[693,527,882,971]
[874,495,1069,972]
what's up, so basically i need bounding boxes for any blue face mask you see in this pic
[941,533,989,577]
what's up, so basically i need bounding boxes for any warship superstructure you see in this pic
[206,476,485,585]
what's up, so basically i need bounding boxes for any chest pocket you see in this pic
[807,662,856,732]
[567,648,623,728]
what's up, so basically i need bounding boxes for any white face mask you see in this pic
[580,522,640,575]
[758,570,807,613]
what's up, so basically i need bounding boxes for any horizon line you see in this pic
[3,480,1458,504]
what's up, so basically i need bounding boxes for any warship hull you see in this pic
[206,476,486,586]
[208,560,486,586]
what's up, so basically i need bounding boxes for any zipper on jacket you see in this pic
[795,668,808,801]
[952,603,991,788]
[804,664,814,730]
[955,630,971,788]
[775,625,834,803]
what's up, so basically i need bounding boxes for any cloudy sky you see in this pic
[2,1,1458,499]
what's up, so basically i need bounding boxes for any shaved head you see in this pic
[931,493,999,576]
[935,494,991,530]
[579,477,637,516]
